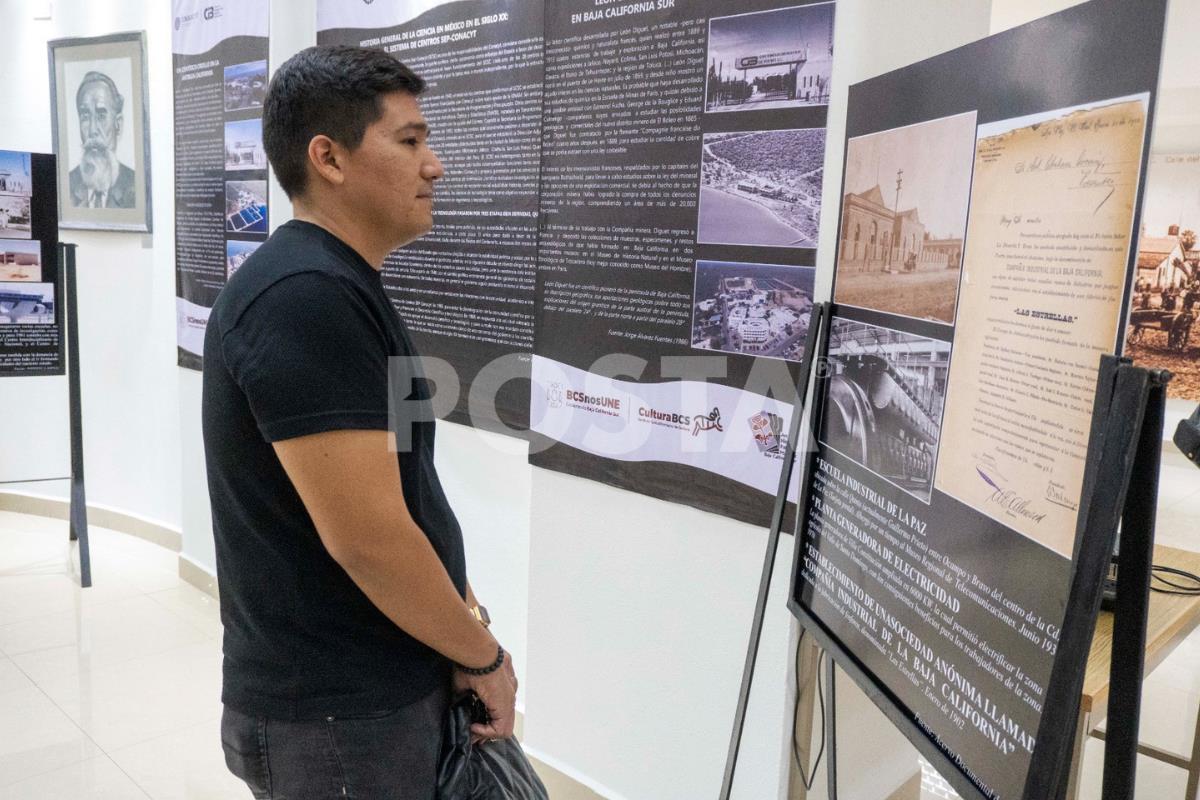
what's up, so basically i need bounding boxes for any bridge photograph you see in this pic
[0,281,54,325]
[705,2,834,114]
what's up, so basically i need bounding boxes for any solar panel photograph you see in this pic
[225,180,267,234]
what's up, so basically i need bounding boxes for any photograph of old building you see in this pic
[833,112,977,324]
[691,260,815,361]
[225,118,266,172]
[0,240,42,282]
[0,150,33,239]
[1125,154,1200,399]
[819,317,951,504]
[705,3,834,114]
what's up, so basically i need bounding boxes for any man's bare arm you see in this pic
[273,429,498,670]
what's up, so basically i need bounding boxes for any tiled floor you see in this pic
[0,510,241,798]
[1,451,1198,800]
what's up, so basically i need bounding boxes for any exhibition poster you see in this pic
[173,0,269,369]
[529,0,835,527]
[318,0,545,432]
[0,149,62,376]
[791,0,1165,797]
[1126,153,1200,401]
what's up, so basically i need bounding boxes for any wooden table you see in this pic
[1067,545,1200,800]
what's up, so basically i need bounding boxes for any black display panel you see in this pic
[789,2,1168,798]
[0,150,61,377]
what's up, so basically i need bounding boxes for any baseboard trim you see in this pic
[0,491,182,552]
[178,553,219,600]
[523,744,627,800]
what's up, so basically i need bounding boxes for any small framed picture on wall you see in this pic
[48,31,153,232]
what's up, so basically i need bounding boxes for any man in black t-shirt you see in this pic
[202,46,516,799]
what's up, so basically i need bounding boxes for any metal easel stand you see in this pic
[62,242,91,588]
[719,302,828,800]
[1026,356,1168,800]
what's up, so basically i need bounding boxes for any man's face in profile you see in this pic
[77,79,123,194]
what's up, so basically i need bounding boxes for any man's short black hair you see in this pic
[263,46,425,199]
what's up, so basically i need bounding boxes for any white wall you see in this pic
[990,0,1200,436]
[0,0,182,531]
[521,3,993,799]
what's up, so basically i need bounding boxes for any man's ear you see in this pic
[307,135,346,189]
[113,113,124,141]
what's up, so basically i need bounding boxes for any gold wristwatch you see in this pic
[470,604,491,628]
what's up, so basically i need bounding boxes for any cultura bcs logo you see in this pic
[546,382,563,409]
[203,5,224,20]
[692,407,723,437]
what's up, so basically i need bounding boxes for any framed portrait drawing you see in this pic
[48,31,152,232]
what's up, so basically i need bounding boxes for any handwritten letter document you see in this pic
[936,97,1148,556]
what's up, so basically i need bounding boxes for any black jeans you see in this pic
[221,684,449,799]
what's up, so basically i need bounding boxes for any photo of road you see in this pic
[691,260,815,361]
[698,129,825,248]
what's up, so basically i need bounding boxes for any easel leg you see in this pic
[1066,708,1090,800]
[788,636,821,800]
[1186,703,1200,800]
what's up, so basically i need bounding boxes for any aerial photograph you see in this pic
[691,259,815,361]
[698,129,826,248]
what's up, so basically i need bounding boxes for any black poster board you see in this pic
[528,0,835,528]
[787,2,1168,798]
[0,150,62,376]
[173,0,270,369]
[318,0,546,434]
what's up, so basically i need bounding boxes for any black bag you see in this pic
[436,693,550,800]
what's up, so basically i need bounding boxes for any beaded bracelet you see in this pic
[457,644,505,676]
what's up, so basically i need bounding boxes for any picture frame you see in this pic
[48,31,153,232]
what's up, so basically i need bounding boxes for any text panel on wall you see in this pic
[318,0,546,432]
[0,151,61,376]
[528,0,836,528]
[174,0,270,370]
[790,1,1167,798]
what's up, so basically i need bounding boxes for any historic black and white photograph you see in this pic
[833,112,977,324]
[225,118,267,172]
[0,150,33,239]
[0,282,55,325]
[224,59,268,111]
[691,260,815,361]
[698,129,825,248]
[225,180,268,234]
[226,239,262,278]
[50,32,152,231]
[819,317,951,504]
[0,240,42,282]
[705,3,834,114]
